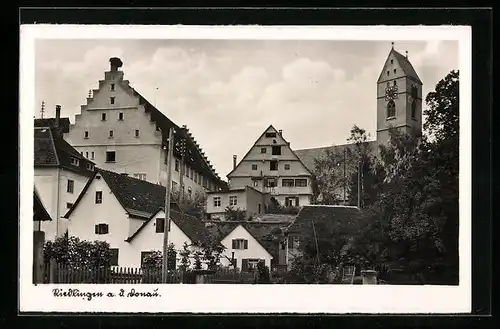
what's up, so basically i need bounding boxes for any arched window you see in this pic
[387,100,396,118]
[411,100,417,119]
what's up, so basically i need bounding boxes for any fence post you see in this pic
[49,258,56,284]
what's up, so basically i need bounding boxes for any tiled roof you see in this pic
[126,209,211,245]
[377,49,423,85]
[294,141,378,173]
[286,205,364,235]
[34,127,95,176]
[34,117,71,133]
[98,169,166,218]
[131,89,224,186]
[34,189,52,221]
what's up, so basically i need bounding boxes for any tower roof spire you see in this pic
[391,42,395,49]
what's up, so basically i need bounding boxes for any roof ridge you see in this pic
[47,128,60,166]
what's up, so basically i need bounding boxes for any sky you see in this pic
[35,39,458,180]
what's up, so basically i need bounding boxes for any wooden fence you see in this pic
[43,262,260,284]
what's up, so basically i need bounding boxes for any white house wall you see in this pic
[220,225,272,269]
[35,167,91,240]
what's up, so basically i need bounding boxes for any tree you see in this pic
[353,70,460,284]
[43,231,111,269]
[142,244,177,271]
[224,206,247,221]
[172,189,207,219]
[200,236,226,270]
[193,250,203,270]
[313,148,347,204]
[265,197,300,214]
[178,242,192,271]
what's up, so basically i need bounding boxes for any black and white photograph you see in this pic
[21,25,471,313]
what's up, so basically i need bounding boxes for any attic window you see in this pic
[265,132,276,138]
[232,239,248,250]
[86,163,94,171]
[95,223,108,235]
[95,191,103,204]
[110,84,115,91]
[390,59,393,64]
[110,97,115,105]
[260,147,267,154]
[393,69,397,74]
[156,218,170,233]
[70,157,79,166]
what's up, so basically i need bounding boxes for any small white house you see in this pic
[219,223,276,271]
[64,168,212,268]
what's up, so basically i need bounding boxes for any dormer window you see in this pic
[110,97,115,105]
[110,84,115,91]
[86,163,94,171]
[70,157,79,166]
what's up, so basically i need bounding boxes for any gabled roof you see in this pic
[294,141,378,173]
[377,48,423,85]
[227,124,313,178]
[34,117,71,133]
[34,188,52,222]
[206,221,288,262]
[126,209,211,245]
[34,127,95,176]
[286,204,363,235]
[64,168,167,219]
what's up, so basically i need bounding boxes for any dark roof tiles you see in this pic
[34,189,52,221]
[34,117,71,133]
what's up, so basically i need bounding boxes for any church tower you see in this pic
[376,43,423,146]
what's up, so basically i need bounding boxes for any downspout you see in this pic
[56,168,61,237]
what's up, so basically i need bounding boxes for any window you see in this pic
[265,132,276,138]
[411,100,417,119]
[387,100,396,118]
[106,151,116,162]
[213,196,221,207]
[109,130,114,138]
[86,163,94,171]
[282,179,295,187]
[156,217,170,233]
[252,164,258,170]
[101,113,107,121]
[229,196,238,206]
[295,179,307,187]
[272,146,281,155]
[393,80,397,86]
[390,59,393,64]
[67,179,74,193]
[266,178,277,187]
[109,248,119,266]
[393,69,397,74]
[66,202,73,209]
[285,196,299,207]
[94,223,108,235]
[232,239,248,250]
[133,173,147,181]
[118,112,124,120]
[135,129,140,137]
[247,259,262,271]
[80,151,83,156]
[175,160,179,172]
[284,164,290,170]
[260,147,267,153]
[253,180,259,187]
[95,191,103,204]
[91,151,95,159]
[84,131,89,139]
[85,151,89,158]
[110,97,115,104]
[270,160,278,171]
[190,168,194,180]
[258,203,261,213]
[387,70,389,76]
[110,84,115,91]
[70,157,79,166]
[188,187,192,199]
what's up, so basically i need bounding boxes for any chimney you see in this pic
[233,155,237,169]
[55,105,61,128]
[110,57,123,72]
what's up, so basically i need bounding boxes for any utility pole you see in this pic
[162,127,175,283]
[357,159,361,208]
[343,148,346,205]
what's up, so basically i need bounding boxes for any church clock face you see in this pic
[385,84,398,101]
